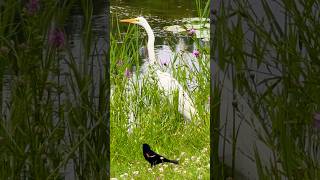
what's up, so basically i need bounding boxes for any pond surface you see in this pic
[111,0,200,29]
[111,0,208,38]
[111,0,197,16]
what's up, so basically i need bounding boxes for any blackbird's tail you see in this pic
[163,158,178,164]
[169,160,179,164]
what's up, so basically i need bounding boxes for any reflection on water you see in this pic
[63,2,109,179]
[111,0,198,20]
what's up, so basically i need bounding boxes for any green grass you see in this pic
[110,1,210,179]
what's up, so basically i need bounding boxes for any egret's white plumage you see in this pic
[120,17,197,133]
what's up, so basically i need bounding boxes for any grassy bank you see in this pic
[110,0,210,179]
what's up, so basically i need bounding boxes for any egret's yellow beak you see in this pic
[120,18,138,24]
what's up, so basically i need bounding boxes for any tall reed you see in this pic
[213,0,320,179]
[0,0,109,179]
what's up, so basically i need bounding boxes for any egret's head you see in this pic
[120,16,149,28]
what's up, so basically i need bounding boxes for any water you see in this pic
[111,0,207,46]
[110,0,208,42]
[111,0,199,23]
[211,1,290,179]
[53,2,108,179]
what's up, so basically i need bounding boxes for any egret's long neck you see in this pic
[142,23,156,65]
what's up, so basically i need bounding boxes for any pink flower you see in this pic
[188,28,196,36]
[192,50,200,58]
[125,68,132,78]
[26,0,40,15]
[313,112,320,128]
[17,43,28,49]
[117,60,124,67]
[0,46,9,55]
[48,28,65,48]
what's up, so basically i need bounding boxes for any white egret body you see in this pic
[120,17,197,133]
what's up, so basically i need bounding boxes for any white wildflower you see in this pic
[133,171,139,176]
[201,147,208,153]
[184,158,189,164]
[120,173,128,178]
[191,156,196,161]
[173,167,179,172]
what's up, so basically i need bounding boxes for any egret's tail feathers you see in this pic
[128,111,135,134]
[178,90,197,121]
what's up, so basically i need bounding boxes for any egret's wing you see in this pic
[155,70,197,121]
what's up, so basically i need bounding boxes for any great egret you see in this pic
[120,16,197,133]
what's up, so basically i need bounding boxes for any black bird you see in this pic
[142,143,179,167]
